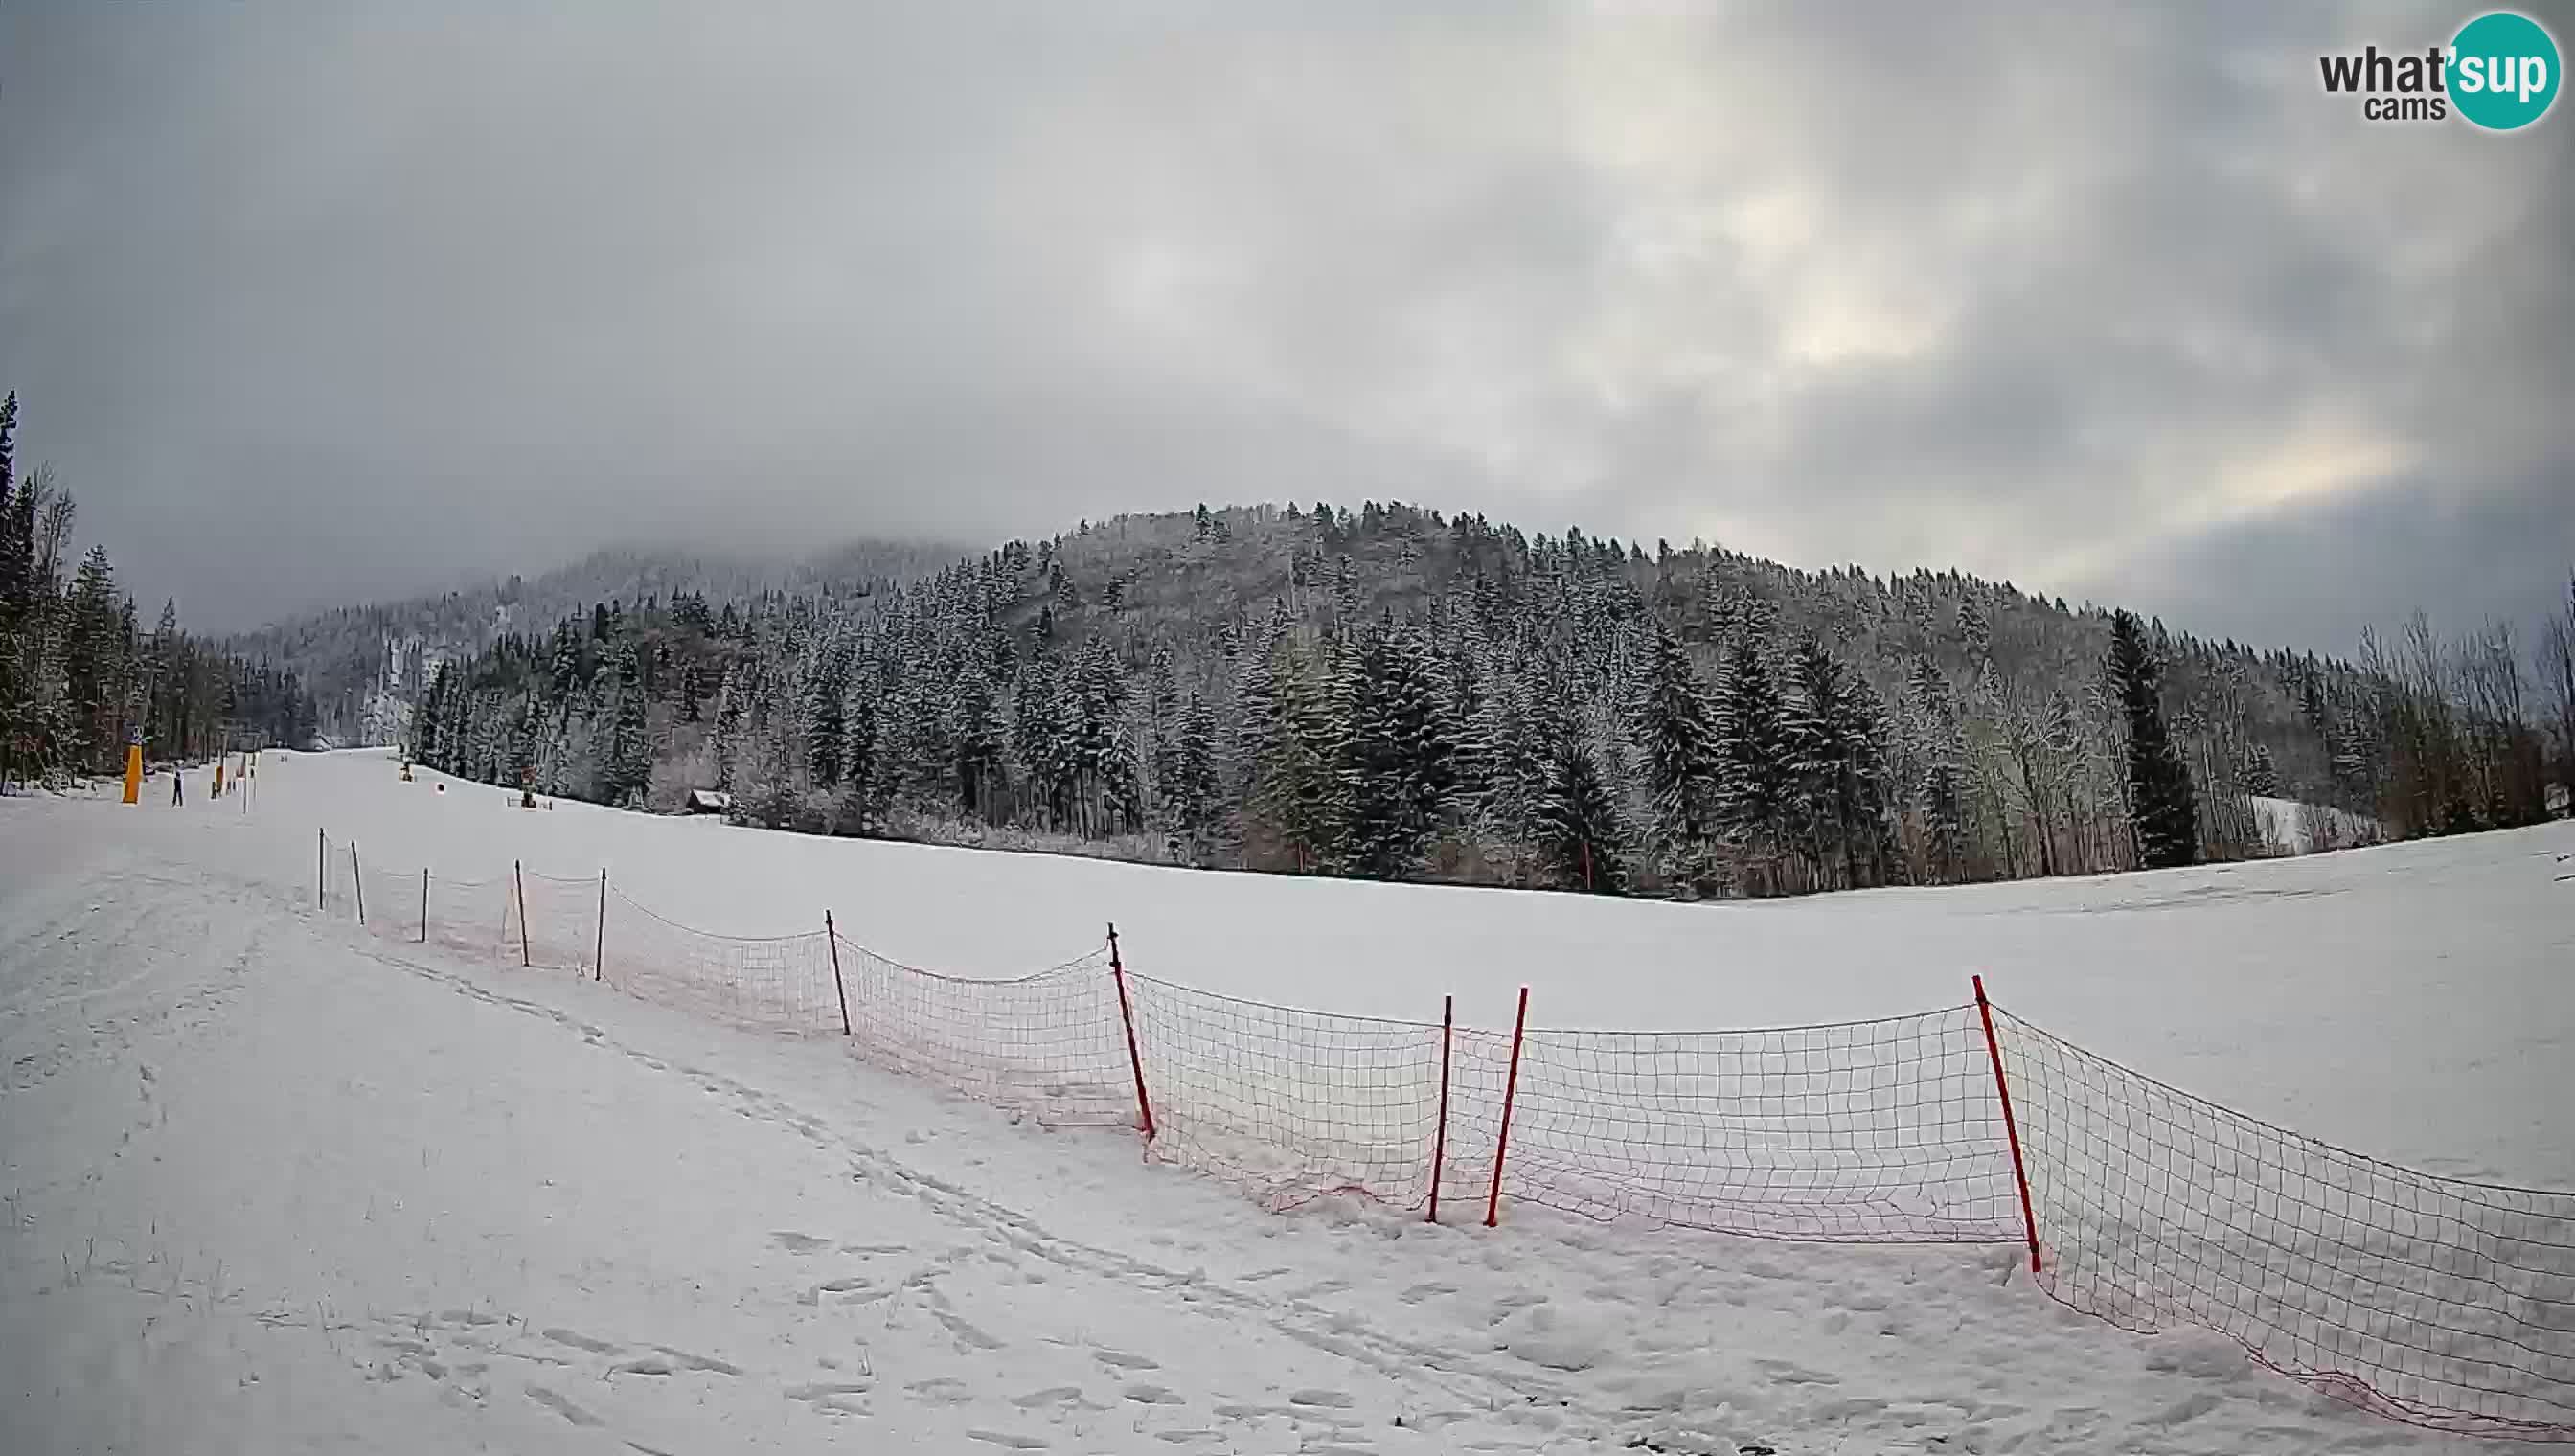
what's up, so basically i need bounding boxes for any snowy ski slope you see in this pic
[3,748,2569,1453]
[262,749,2573,1185]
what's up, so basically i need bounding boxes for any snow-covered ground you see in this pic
[2251,795,2384,856]
[4,750,2569,1453]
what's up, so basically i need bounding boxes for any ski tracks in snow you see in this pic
[340,934,1579,1452]
[1,811,2487,1454]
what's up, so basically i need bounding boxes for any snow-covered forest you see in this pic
[217,541,971,744]
[0,395,318,790]
[399,501,2575,899]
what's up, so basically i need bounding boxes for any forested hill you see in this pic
[399,500,2571,900]
[216,539,970,744]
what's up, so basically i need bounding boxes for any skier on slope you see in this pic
[171,767,184,805]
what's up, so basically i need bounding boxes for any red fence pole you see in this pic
[1107,922,1155,1139]
[825,911,853,1036]
[594,869,607,982]
[1428,993,1453,1223]
[352,842,366,926]
[421,867,430,944]
[1974,974,2043,1274]
[1485,986,1529,1229]
[317,828,326,909]
[513,860,532,967]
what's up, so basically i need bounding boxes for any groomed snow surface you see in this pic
[4,751,2569,1453]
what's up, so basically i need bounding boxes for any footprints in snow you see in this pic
[931,1308,1006,1351]
[649,1345,743,1376]
[542,1326,620,1354]
[341,955,1545,1449]
[523,1385,605,1427]
[1010,1386,1089,1409]
[1291,1388,1360,1408]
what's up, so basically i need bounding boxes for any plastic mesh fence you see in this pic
[833,937,1132,1128]
[1994,1008,2575,1442]
[321,836,510,961]
[355,866,427,944]
[503,869,606,976]
[1124,975,1447,1212]
[1460,1007,2023,1243]
[423,875,511,962]
[599,890,841,1033]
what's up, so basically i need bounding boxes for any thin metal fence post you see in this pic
[1428,993,1454,1223]
[1974,974,2043,1274]
[1485,986,1529,1228]
[1108,922,1155,1139]
[825,911,853,1035]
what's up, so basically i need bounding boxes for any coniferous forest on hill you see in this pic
[371,499,2575,901]
[0,395,320,792]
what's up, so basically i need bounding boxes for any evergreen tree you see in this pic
[1013,654,1068,830]
[411,663,449,765]
[1256,639,1350,870]
[1532,723,1626,894]
[1909,659,1969,881]
[2108,610,2198,868]
[1633,624,1720,892]
[1164,692,1222,846]
[1340,622,1454,878]
[950,661,1003,821]
[602,638,652,807]
[837,671,884,833]
[2245,741,2280,798]
[1713,631,1791,889]
[807,633,849,786]
[712,665,745,795]
[1783,637,1855,888]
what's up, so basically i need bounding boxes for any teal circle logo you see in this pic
[2450,11,2560,130]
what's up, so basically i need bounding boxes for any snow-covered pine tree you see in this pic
[1530,712,1627,894]
[806,629,850,788]
[1067,637,1140,837]
[1959,588,1992,663]
[1633,623,1720,894]
[1837,671,1896,887]
[410,663,449,766]
[1013,652,1067,830]
[1907,659,1968,882]
[1226,601,1289,822]
[836,667,883,835]
[1339,621,1453,879]
[2245,741,2280,798]
[712,665,745,796]
[2108,609,2198,868]
[1783,636,1861,890]
[1255,637,1349,872]
[603,637,652,808]
[1713,629,1791,893]
[1164,692,1222,853]
[1143,643,1179,823]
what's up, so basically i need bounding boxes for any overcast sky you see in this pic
[1,2,2568,648]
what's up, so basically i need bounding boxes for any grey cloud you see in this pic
[0,1,2566,648]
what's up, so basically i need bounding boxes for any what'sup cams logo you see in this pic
[2318,10,2560,128]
